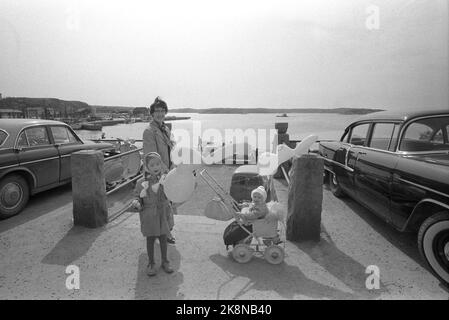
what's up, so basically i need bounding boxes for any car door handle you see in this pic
[358,151,367,155]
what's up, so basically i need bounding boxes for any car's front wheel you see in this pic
[418,212,449,285]
[0,174,30,219]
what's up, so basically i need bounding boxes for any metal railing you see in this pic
[104,148,143,222]
[105,147,142,163]
[92,138,143,143]
[103,147,144,221]
[104,147,143,196]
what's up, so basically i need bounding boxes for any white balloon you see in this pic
[294,134,318,156]
[277,144,296,165]
[257,151,279,176]
[161,165,196,203]
[257,134,319,176]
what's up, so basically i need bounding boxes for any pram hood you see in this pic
[204,197,235,221]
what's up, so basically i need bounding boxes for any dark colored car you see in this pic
[318,109,449,284]
[0,119,115,219]
[230,165,277,203]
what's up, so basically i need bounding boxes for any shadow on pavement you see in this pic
[290,226,388,299]
[209,252,364,300]
[41,225,104,266]
[134,245,184,300]
[0,184,72,234]
[333,189,426,271]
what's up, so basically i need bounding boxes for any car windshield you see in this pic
[399,116,449,152]
[0,130,8,147]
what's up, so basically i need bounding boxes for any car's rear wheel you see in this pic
[328,171,346,198]
[418,212,449,285]
[0,174,30,219]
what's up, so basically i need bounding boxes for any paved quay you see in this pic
[0,165,448,299]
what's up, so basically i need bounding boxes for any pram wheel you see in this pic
[264,245,284,264]
[232,244,253,263]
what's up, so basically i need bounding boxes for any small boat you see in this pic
[276,113,288,117]
[70,123,83,130]
[165,116,191,121]
[81,122,103,130]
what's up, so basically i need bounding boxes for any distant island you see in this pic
[0,97,384,117]
[170,107,384,115]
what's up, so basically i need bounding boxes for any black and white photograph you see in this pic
[0,0,448,303]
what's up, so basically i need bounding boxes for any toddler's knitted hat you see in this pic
[251,186,267,202]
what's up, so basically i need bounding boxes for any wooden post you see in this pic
[274,122,290,179]
[71,150,108,228]
[287,154,323,241]
[222,142,225,164]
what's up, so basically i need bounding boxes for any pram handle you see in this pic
[198,168,241,213]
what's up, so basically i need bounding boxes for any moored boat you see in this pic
[81,122,103,130]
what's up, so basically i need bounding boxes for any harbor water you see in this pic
[75,113,363,152]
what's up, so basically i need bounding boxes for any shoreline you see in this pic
[169,108,384,115]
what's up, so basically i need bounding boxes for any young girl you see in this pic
[132,152,174,276]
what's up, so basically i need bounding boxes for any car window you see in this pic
[51,126,79,144]
[17,131,28,147]
[0,130,8,147]
[399,116,449,152]
[66,128,79,143]
[341,129,350,143]
[432,129,444,144]
[349,123,370,146]
[51,126,69,144]
[25,127,50,146]
[389,124,401,151]
[369,123,396,151]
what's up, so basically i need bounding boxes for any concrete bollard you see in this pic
[287,154,324,241]
[71,150,108,228]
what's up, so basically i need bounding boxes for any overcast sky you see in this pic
[0,0,448,110]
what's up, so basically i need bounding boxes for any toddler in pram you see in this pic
[200,169,285,264]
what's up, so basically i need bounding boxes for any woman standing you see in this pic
[143,97,176,244]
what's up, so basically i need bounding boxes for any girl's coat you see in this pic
[134,174,173,237]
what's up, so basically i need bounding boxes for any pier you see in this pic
[0,122,448,299]
[0,163,447,299]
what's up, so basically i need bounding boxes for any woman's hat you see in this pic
[149,96,168,115]
[251,186,267,201]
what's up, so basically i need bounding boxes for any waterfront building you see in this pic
[0,108,23,118]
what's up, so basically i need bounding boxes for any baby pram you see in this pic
[199,168,286,264]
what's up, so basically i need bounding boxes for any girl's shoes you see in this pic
[167,237,176,245]
[161,261,174,274]
[147,263,157,277]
